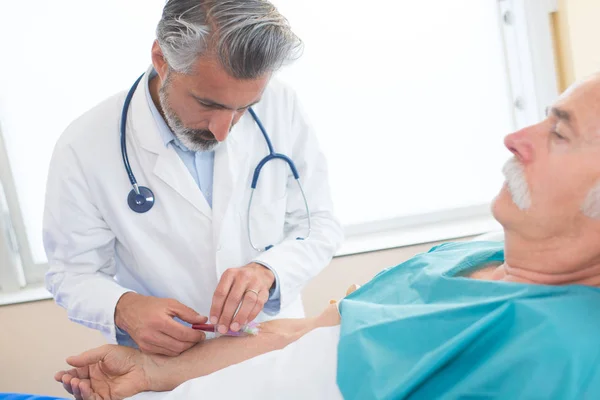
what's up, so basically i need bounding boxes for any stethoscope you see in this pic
[121,73,311,251]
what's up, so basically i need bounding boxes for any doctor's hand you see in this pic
[210,263,275,334]
[114,293,207,357]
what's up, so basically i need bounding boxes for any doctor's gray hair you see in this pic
[156,0,303,78]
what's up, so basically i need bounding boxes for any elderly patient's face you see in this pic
[493,75,600,238]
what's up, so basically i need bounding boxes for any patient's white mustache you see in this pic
[502,158,531,210]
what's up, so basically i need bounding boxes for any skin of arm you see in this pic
[57,303,342,399]
[153,303,341,390]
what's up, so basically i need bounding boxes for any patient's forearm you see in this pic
[147,307,340,392]
[149,324,299,390]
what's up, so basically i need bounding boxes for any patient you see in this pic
[56,73,600,399]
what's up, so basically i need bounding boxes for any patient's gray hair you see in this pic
[582,182,600,219]
[156,0,303,78]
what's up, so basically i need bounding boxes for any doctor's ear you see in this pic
[151,40,170,79]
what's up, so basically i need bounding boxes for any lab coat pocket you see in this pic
[245,195,287,251]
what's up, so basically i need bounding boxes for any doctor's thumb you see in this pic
[171,302,208,324]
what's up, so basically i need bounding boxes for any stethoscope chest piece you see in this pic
[127,186,155,213]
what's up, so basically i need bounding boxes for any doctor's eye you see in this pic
[199,102,216,109]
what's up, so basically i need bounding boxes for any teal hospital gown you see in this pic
[337,241,600,400]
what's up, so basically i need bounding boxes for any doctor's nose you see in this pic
[209,110,236,142]
[504,128,534,164]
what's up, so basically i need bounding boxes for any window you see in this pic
[0,0,559,298]
[272,0,559,254]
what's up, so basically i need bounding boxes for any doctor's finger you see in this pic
[138,339,180,357]
[217,281,247,332]
[247,290,270,323]
[231,291,258,330]
[168,300,207,325]
[210,271,236,323]
[164,318,206,343]
[156,329,200,354]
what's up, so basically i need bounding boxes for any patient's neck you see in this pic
[487,231,600,287]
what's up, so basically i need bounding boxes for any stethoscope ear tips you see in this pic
[127,186,155,213]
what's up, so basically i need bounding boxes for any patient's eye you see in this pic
[552,130,565,140]
[550,123,568,142]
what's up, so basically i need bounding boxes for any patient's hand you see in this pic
[55,344,153,400]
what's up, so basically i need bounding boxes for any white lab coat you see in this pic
[43,68,343,343]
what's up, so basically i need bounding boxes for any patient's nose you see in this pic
[504,129,533,163]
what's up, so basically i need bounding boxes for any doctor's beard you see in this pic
[502,157,531,210]
[159,77,220,152]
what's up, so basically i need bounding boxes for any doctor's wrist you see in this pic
[115,291,139,330]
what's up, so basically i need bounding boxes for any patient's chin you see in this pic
[492,187,518,224]
[491,185,508,209]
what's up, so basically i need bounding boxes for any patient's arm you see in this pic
[151,309,340,390]
[56,303,341,400]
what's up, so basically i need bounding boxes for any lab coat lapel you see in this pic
[212,124,250,247]
[130,67,212,219]
[152,148,213,219]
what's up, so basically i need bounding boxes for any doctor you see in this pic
[43,0,343,357]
